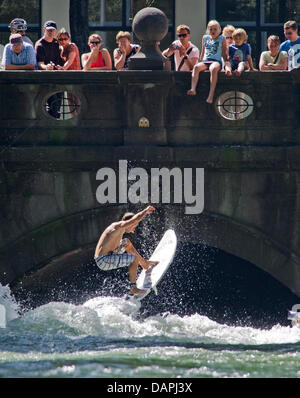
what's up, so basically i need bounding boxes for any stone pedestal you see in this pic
[128,7,168,70]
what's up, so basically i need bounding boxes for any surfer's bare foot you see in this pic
[143,260,159,270]
[187,89,196,96]
[130,284,147,295]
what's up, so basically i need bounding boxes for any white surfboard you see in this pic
[133,229,177,301]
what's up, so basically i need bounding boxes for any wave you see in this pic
[0,283,20,325]
[2,293,299,348]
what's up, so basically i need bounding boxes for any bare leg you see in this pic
[224,61,232,76]
[206,62,221,104]
[187,62,207,95]
[125,239,158,270]
[234,61,245,76]
[128,256,147,294]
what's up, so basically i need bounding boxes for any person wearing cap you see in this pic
[35,21,64,119]
[1,33,36,70]
[35,21,64,70]
[9,18,33,47]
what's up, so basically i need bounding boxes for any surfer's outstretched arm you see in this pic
[119,206,155,230]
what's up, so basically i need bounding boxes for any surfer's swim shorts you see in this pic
[94,252,135,271]
[94,238,136,271]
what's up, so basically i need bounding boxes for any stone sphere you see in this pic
[132,7,168,42]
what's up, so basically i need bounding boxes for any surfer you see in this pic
[94,205,159,295]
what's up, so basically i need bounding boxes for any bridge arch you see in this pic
[4,205,300,302]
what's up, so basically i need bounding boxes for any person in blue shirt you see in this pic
[2,33,36,70]
[279,20,300,70]
[225,28,256,76]
[187,20,227,104]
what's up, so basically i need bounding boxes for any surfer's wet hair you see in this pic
[122,212,135,221]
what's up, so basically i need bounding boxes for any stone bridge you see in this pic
[0,69,299,303]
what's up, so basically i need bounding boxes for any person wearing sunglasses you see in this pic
[279,21,300,70]
[162,24,199,71]
[222,25,235,74]
[81,33,112,71]
[57,28,81,70]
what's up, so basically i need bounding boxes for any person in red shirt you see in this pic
[81,33,112,70]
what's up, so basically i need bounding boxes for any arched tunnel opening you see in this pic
[11,238,299,330]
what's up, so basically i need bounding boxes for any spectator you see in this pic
[35,20,64,70]
[113,31,140,70]
[225,28,256,76]
[280,21,300,70]
[8,18,33,47]
[57,28,81,70]
[162,24,199,71]
[259,35,288,70]
[81,34,112,70]
[222,24,235,72]
[222,24,235,49]
[2,33,36,70]
[35,21,64,119]
[187,20,227,104]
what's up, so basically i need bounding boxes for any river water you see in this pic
[0,282,300,379]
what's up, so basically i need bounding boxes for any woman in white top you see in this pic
[259,35,288,71]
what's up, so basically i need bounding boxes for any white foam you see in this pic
[2,292,300,345]
[0,283,20,326]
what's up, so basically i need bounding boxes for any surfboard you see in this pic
[133,229,177,301]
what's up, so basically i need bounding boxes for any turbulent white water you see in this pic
[1,288,299,345]
[1,282,300,378]
[0,283,20,325]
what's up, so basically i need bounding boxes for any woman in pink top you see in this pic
[57,28,81,70]
[81,33,112,70]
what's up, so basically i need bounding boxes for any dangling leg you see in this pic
[206,62,221,104]
[234,61,246,76]
[187,62,207,95]
[224,61,232,76]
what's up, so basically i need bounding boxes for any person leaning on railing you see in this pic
[259,35,288,71]
[1,33,36,70]
[81,33,112,71]
[113,31,140,70]
[57,28,81,70]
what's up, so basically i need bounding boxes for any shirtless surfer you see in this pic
[94,205,159,295]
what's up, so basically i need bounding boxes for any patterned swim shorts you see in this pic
[95,251,135,271]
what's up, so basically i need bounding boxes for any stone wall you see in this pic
[0,69,299,297]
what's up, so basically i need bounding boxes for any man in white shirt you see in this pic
[163,24,199,71]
